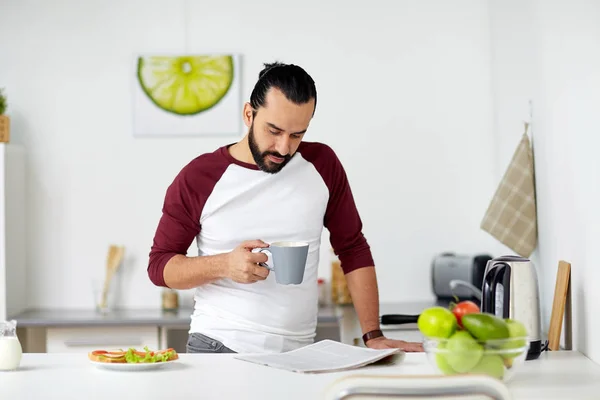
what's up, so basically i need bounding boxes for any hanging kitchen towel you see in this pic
[481,127,537,257]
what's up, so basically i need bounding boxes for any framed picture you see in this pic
[132,53,242,137]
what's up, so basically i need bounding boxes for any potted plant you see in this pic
[0,88,9,143]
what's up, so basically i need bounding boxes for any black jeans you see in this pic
[186,332,236,354]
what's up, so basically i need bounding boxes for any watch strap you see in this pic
[362,329,384,345]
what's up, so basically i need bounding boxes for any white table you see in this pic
[1,351,599,399]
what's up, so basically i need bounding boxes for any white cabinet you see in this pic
[46,326,160,354]
[0,143,26,321]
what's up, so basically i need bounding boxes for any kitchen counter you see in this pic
[2,350,599,399]
[8,301,442,353]
[8,306,342,327]
[9,308,196,328]
[8,300,443,328]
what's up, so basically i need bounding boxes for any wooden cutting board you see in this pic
[548,260,571,351]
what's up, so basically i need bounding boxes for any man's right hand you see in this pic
[224,240,270,284]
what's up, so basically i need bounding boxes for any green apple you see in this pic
[434,342,456,375]
[435,353,456,375]
[470,355,505,380]
[506,318,528,340]
[445,330,483,373]
[418,307,458,339]
[502,319,529,366]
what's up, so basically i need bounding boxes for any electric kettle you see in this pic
[481,255,542,360]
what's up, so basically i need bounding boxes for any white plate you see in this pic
[90,359,178,371]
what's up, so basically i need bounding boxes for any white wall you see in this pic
[0,146,5,321]
[0,143,27,320]
[0,0,499,310]
[489,0,600,363]
[5,144,27,317]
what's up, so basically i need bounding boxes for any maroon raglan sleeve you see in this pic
[148,150,229,287]
[303,143,375,273]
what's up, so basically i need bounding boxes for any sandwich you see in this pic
[88,346,179,363]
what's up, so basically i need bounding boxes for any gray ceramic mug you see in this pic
[256,241,309,285]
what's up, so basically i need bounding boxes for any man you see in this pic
[148,62,424,354]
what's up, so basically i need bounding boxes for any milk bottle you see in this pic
[0,319,22,371]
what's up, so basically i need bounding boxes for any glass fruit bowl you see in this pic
[423,335,530,382]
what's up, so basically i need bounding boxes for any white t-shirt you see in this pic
[148,141,374,353]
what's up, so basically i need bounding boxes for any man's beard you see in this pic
[248,123,292,174]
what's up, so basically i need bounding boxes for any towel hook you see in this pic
[523,99,533,140]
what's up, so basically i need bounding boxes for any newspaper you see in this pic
[234,340,401,373]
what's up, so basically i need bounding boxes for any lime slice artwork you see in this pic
[137,55,234,116]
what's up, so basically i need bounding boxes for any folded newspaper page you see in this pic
[234,340,401,373]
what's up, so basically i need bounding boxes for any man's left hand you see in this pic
[366,336,424,352]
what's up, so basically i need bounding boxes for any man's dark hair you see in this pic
[249,62,317,116]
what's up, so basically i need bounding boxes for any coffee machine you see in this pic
[481,255,543,360]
